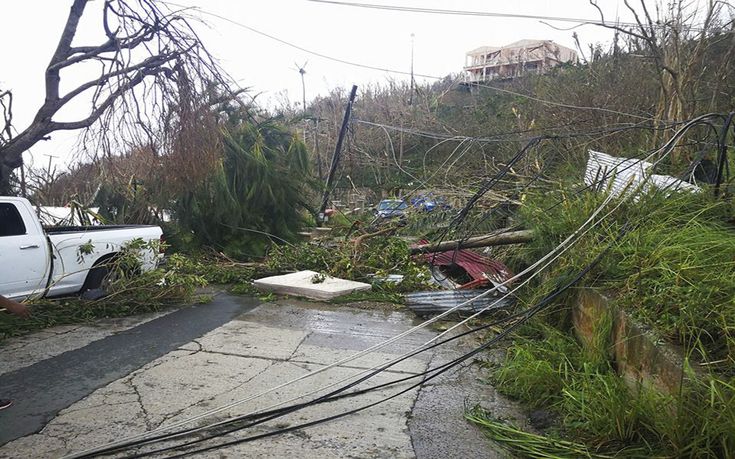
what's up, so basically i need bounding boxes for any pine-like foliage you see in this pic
[174,113,313,258]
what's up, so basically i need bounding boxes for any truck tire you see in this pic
[80,255,116,294]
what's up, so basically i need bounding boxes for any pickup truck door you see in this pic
[0,201,49,299]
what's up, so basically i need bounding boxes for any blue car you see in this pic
[410,194,451,212]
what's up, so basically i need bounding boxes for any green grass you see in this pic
[490,323,585,408]
[480,320,735,458]
[516,188,735,368]
[166,253,256,284]
[0,253,252,342]
[475,188,735,456]
[0,268,207,341]
[466,406,622,459]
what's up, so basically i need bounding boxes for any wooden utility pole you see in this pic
[318,85,357,221]
[398,119,404,198]
[314,117,323,180]
[399,32,414,198]
[410,229,534,255]
[43,154,58,183]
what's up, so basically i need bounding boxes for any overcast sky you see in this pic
[1,0,636,171]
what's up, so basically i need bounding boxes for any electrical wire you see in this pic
[92,303,527,457]
[161,1,658,122]
[88,213,622,458]
[305,1,716,34]
[305,0,641,27]
[65,113,726,459]
[239,115,721,444]
[126,239,616,458]
[69,155,620,458]
[81,119,704,455]
[440,114,723,239]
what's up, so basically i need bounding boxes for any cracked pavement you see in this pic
[0,296,522,458]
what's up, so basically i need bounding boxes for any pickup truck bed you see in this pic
[1,197,163,300]
[44,225,160,234]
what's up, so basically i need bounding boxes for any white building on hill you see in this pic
[464,39,578,83]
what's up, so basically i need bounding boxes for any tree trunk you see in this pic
[0,0,88,195]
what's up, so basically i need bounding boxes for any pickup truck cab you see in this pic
[0,197,162,301]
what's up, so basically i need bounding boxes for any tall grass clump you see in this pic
[517,188,735,367]
[476,187,735,457]
[478,319,735,457]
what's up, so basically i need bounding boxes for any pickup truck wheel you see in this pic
[80,264,111,300]
[80,255,122,295]
[81,264,111,294]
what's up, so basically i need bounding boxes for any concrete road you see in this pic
[0,295,522,458]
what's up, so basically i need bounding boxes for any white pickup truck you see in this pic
[0,196,163,301]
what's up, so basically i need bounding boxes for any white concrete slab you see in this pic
[253,270,371,301]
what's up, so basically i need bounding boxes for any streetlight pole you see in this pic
[299,66,307,113]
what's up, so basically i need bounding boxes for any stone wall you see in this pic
[573,289,693,396]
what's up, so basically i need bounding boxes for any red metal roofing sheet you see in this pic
[425,249,512,285]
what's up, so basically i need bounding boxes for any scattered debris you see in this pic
[585,150,701,198]
[405,290,514,316]
[367,274,405,284]
[253,270,372,301]
[424,249,513,290]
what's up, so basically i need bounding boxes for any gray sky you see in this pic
[1,0,634,172]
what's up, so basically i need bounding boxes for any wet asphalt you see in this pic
[0,294,259,445]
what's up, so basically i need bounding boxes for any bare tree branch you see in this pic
[0,0,236,194]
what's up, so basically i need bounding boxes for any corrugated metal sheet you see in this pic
[650,173,701,192]
[425,249,512,287]
[584,150,652,197]
[404,290,514,315]
[584,150,700,197]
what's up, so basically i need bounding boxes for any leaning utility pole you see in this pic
[314,117,323,180]
[318,85,357,222]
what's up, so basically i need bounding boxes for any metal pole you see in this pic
[318,85,357,221]
[300,67,307,114]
